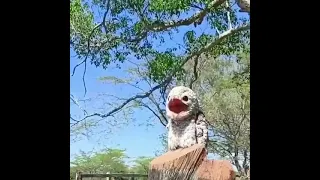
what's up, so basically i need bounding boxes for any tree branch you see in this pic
[242,149,249,175]
[225,0,233,30]
[209,139,233,157]
[189,54,200,89]
[154,0,225,30]
[70,115,80,125]
[70,77,172,127]
[190,4,205,10]
[82,58,88,96]
[129,0,226,42]
[102,0,111,33]
[71,23,101,77]
[70,23,250,125]
[234,113,247,138]
[148,94,168,126]
[139,101,166,127]
[70,94,88,115]
[71,0,111,95]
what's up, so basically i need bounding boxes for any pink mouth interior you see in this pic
[168,99,188,113]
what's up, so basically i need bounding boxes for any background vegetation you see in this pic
[70,0,250,178]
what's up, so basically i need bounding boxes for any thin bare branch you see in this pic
[190,4,205,10]
[215,27,221,35]
[242,149,249,174]
[96,93,128,101]
[70,115,80,124]
[71,60,85,76]
[70,23,250,124]
[209,139,233,157]
[71,1,112,95]
[234,114,247,138]
[160,80,171,106]
[139,101,166,127]
[189,54,200,89]
[225,0,233,30]
[100,75,146,92]
[102,0,111,33]
[83,58,88,96]
[70,94,88,115]
[148,94,168,126]
[71,23,101,77]
[70,77,171,126]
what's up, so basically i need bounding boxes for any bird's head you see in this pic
[166,86,199,121]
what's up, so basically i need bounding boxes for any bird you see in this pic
[166,86,209,152]
[236,0,250,13]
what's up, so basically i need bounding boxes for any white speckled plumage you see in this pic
[166,86,208,151]
[236,0,250,13]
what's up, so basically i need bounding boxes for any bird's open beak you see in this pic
[169,98,183,106]
[168,98,188,113]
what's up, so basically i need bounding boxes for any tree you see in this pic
[70,0,250,176]
[70,0,250,138]
[128,156,153,180]
[70,150,153,180]
[182,45,250,176]
[70,148,129,179]
[153,45,250,176]
[130,156,153,174]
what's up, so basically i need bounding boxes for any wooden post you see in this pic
[106,172,110,180]
[148,144,206,180]
[194,160,235,180]
[76,172,82,180]
[148,144,236,180]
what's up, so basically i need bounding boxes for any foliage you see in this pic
[147,52,185,83]
[70,0,250,132]
[70,149,154,179]
[70,0,249,82]
[70,148,129,175]
[182,45,250,175]
[130,156,153,176]
[70,0,250,175]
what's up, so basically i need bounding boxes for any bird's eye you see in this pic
[182,96,188,101]
[167,96,170,101]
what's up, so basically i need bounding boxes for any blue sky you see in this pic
[70,25,203,161]
[70,10,213,161]
[70,51,166,159]
[70,3,248,165]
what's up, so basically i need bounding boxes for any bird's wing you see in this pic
[195,112,209,146]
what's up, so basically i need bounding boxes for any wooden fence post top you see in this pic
[76,171,82,180]
[150,144,205,165]
[148,144,206,179]
[148,143,237,180]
